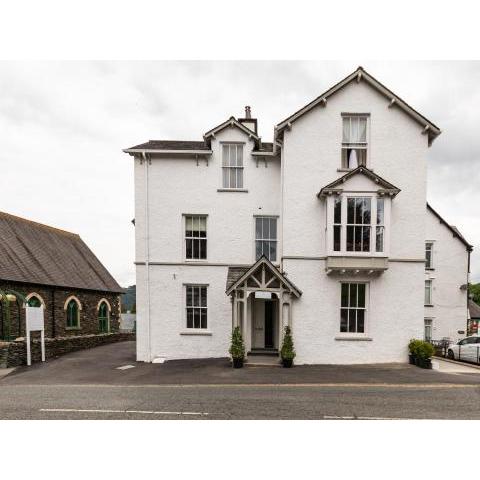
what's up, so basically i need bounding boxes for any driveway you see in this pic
[2,341,480,419]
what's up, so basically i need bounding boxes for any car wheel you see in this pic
[447,349,455,360]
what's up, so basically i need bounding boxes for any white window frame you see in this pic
[184,284,208,330]
[341,114,369,169]
[339,282,369,336]
[327,193,390,257]
[425,241,434,269]
[222,143,244,190]
[424,318,433,342]
[425,279,433,306]
[183,214,207,261]
[255,216,278,262]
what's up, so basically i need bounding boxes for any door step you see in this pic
[248,349,279,357]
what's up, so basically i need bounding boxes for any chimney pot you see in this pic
[245,106,251,119]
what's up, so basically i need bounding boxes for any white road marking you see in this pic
[323,415,413,420]
[116,365,135,370]
[39,408,209,416]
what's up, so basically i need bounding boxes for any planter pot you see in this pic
[418,358,432,369]
[414,356,420,366]
[232,357,243,369]
[282,358,293,368]
[408,354,416,365]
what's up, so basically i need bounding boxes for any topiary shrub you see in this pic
[280,326,296,367]
[229,326,245,367]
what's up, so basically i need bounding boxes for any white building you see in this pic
[125,66,472,364]
[424,204,471,343]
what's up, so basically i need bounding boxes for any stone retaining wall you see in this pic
[0,332,135,368]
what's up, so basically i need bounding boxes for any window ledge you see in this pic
[180,330,212,336]
[425,268,435,271]
[65,326,81,331]
[424,304,434,308]
[217,188,248,193]
[335,336,372,341]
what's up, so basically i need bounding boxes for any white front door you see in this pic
[252,300,265,349]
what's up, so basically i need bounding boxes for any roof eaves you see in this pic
[317,166,401,198]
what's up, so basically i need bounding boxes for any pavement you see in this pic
[1,341,480,419]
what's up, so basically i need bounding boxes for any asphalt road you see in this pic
[1,341,480,419]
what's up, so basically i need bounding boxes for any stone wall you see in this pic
[0,332,135,368]
[0,280,121,339]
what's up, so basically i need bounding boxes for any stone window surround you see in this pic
[64,295,82,330]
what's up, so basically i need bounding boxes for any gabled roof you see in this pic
[317,166,401,198]
[0,211,124,293]
[427,203,473,251]
[225,255,302,297]
[276,66,441,146]
[469,299,480,319]
[204,116,261,142]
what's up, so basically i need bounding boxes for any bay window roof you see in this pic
[317,166,401,198]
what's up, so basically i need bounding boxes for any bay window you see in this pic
[329,195,387,255]
[342,115,368,169]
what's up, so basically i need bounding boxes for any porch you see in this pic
[225,256,302,361]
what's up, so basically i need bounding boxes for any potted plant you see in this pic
[415,340,435,369]
[280,326,296,368]
[229,326,245,368]
[408,339,420,365]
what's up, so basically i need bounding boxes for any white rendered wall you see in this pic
[280,79,429,363]
[424,208,469,342]
[133,126,281,361]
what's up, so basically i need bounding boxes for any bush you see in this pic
[408,339,434,359]
[280,326,296,361]
[416,341,435,360]
[229,326,245,360]
[408,339,423,355]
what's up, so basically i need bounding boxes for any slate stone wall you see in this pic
[0,332,134,368]
[0,280,121,339]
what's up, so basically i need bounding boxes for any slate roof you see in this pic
[0,211,123,293]
[226,266,249,291]
[469,299,480,319]
[317,166,401,197]
[427,203,473,251]
[125,140,210,151]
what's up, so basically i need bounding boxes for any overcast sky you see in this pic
[0,61,478,286]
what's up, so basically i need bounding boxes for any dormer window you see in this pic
[222,143,244,189]
[342,115,368,169]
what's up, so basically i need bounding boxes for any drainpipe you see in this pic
[143,152,152,362]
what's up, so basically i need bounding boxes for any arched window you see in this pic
[98,301,109,333]
[66,298,80,328]
[28,295,42,308]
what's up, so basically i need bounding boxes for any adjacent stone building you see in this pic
[0,211,124,342]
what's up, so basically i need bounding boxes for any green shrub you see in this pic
[416,341,435,360]
[229,326,245,360]
[408,339,423,355]
[408,339,434,359]
[280,326,296,361]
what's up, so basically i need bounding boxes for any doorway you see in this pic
[252,297,277,350]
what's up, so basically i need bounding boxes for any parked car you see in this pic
[447,336,480,363]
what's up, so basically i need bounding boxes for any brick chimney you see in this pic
[238,106,257,134]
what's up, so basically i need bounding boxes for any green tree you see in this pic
[469,283,480,304]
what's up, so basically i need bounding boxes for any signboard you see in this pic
[25,306,45,366]
[255,291,272,300]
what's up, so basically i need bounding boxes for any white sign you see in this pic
[255,291,272,299]
[25,306,45,366]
